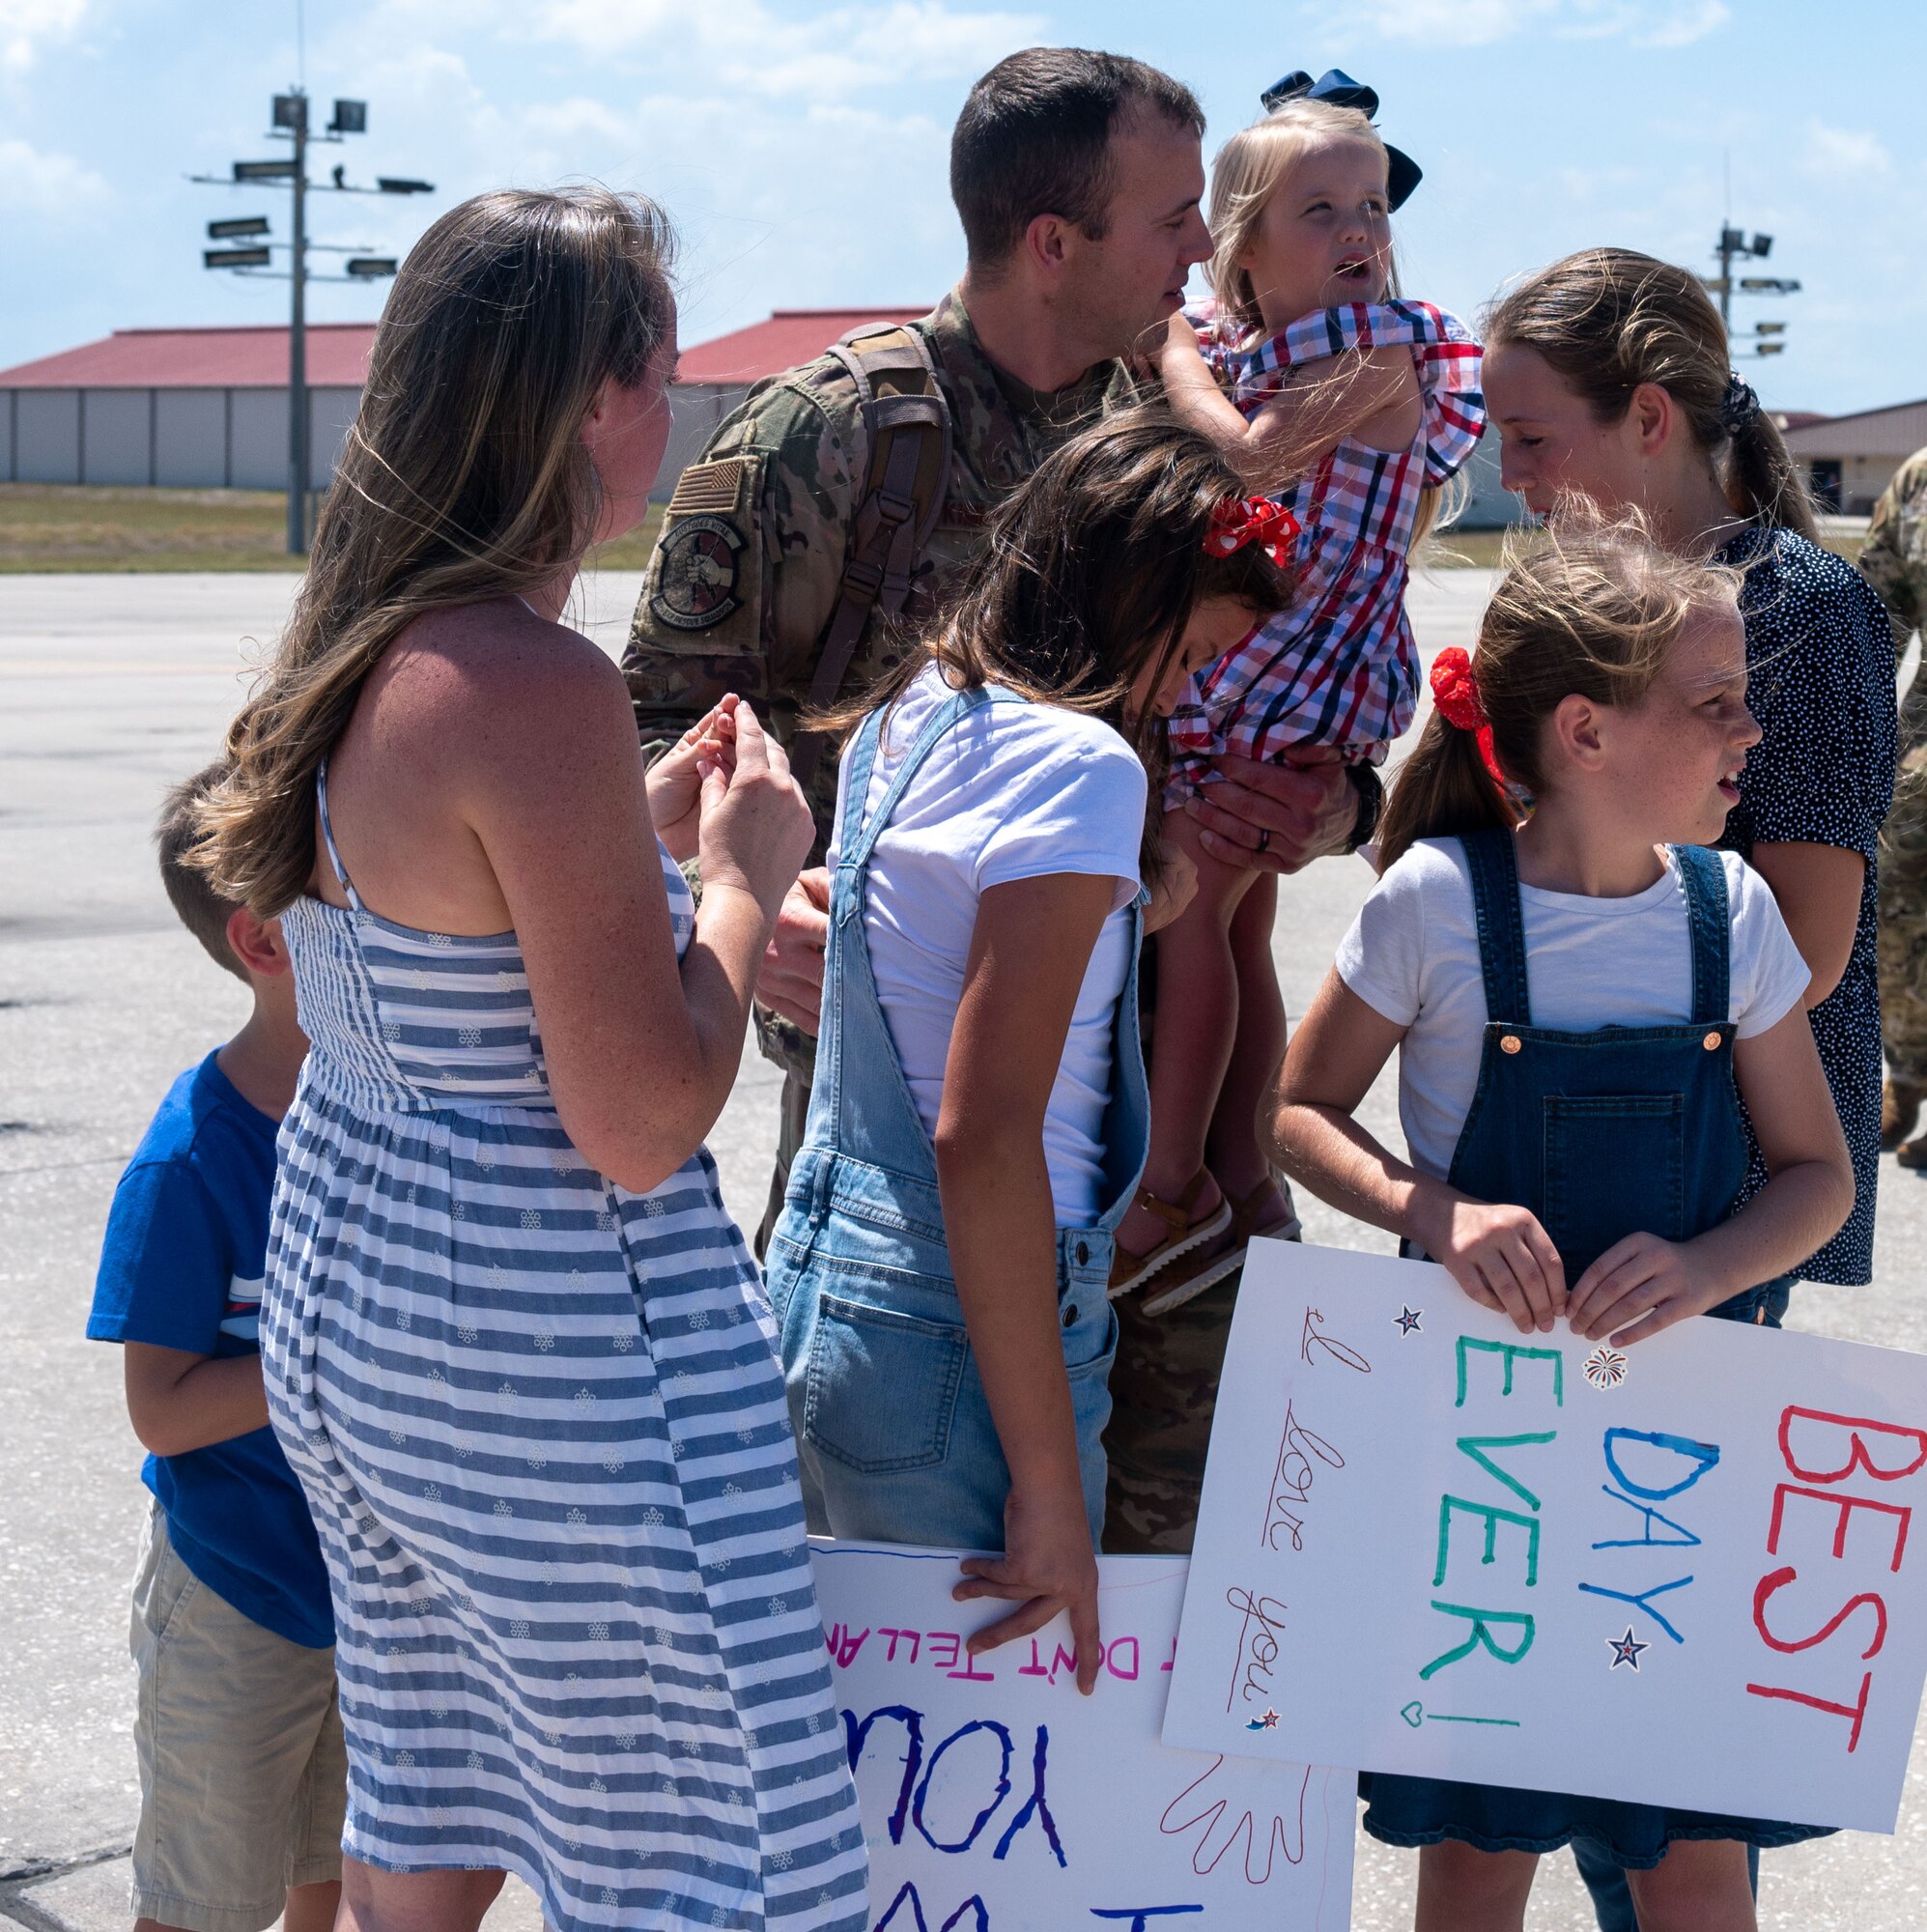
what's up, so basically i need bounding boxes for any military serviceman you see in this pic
[1864,447,1927,1163]
[623,46,1379,1552]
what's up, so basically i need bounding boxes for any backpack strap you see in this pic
[791,323,954,787]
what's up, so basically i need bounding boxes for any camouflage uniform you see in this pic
[623,289,1228,1552]
[1861,449,1927,1089]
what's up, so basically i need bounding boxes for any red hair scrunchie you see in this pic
[1429,646,1507,789]
[1204,496,1301,567]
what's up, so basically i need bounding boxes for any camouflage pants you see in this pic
[1101,1274,1238,1554]
[759,1067,1234,1553]
[1881,748,1927,1086]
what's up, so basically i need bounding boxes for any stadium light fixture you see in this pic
[194,85,434,554]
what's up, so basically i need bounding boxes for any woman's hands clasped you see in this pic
[688,697,815,921]
[645,696,735,864]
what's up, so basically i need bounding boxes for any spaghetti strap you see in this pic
[315,758,364,913]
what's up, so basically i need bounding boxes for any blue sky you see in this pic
[2,0,1919,414]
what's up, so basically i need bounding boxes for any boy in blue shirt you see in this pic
[87,762,342,1932]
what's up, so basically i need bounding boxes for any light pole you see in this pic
[193,91,433,554]
[1702,225,1800,362]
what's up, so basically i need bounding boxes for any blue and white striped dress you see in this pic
[263,768,866,1932]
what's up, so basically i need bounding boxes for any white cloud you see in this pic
[1634,0,1729,47]
[531,0,1043,95]
[1802,119,1891,178]
[1343,0,1727,45]
[0,0,86,71]
[0,134,107,210]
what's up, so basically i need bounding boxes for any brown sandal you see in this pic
[1139,1177,1304,1318]
[1107,1172,1233,1299]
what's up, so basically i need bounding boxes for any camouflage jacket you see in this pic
[1860,447,1927,753]
[624,288,1133,1076]
[624,287,1133,835]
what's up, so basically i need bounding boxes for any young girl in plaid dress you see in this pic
[1113,95,1486,1308]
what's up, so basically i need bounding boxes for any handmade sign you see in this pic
[1162,1240,1927,1833]
[809,1542,1354,1929]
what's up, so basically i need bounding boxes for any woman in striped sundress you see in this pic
[189,188,867,1932]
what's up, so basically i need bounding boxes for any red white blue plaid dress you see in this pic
[1167,298,1486,794]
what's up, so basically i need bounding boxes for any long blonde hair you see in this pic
[1377,513,1743,870]
[1206,100,1449,539]
[194,186,676,916]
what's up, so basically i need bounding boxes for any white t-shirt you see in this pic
[826,664,1148,1225]
[1336,838,1812,1181]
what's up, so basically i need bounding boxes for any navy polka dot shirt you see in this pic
[1717,524,1896,1285]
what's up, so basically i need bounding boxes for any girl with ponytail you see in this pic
[1483,246,1894,1321]
[1263,517,1853,1928]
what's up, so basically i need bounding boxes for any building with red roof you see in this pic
[0,307,929,498]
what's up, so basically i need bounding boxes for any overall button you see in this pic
[1500,1034,1522,1055]
[1703,1031,1722,1051]
[1074,1240,1091,1266]
[1062,1303,1079,1329]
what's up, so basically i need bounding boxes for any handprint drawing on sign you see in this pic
[1158,1753,1313,1883]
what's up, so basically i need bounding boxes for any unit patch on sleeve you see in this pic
[648,514,746,632]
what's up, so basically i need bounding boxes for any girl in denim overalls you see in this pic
[1265,520,1855,1932]
[765,411,1293,1686]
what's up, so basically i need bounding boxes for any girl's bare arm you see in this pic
[1158,316,1419,490]
[936,870,1120,1694]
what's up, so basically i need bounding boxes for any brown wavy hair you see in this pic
[1485,246,1817,543]
[1378,511,1742,870]
[193,185,676,915]
[822,403,1293,884]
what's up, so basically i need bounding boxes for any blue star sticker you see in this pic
[1395,1306,1423,1335]
[1608,1627,1649,1671]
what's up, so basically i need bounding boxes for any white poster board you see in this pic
[1162,1240,1927,1833]
[809,1542,1354,1929]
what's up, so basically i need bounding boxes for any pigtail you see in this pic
[1724,398,1820,544]
[1377,705,1516,871]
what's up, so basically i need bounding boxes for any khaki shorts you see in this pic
[129,1505,346,1932]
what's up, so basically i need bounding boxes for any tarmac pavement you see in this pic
[3,566,1925,1930]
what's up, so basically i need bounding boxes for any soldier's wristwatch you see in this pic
[1344,763,1384,854]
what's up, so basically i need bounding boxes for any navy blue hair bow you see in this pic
[1260,68,1423,211]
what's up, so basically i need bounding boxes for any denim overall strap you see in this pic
[808,686,1008,1194]
[1459,827,1531,1025]
[836,688,994,887]
[1670,843,1732,1027]
[1443,835,1752,1285]
[1089,890,1149,1238]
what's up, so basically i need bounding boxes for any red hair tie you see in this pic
[1204,496,1300,567]
[1429,646,1507,789]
